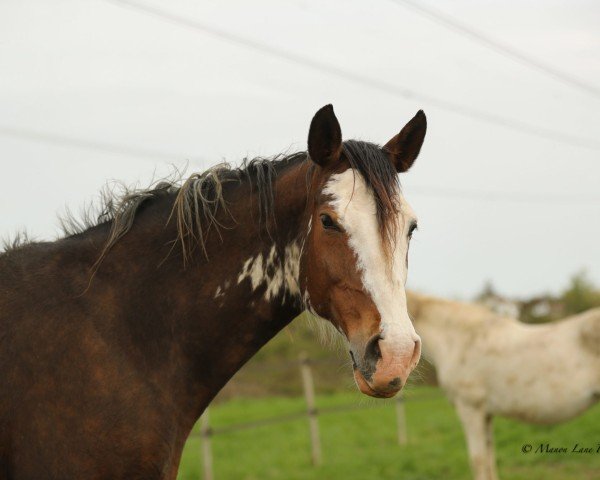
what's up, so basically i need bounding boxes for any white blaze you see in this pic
[323,169,419,355]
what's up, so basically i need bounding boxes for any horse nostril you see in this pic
[373,341,381,358]
[410,338,421,367]
[365,334,383,362]
[361,334,382,382]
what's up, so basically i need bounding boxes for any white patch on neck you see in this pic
[323,169,418,349]
[237,242,302,302]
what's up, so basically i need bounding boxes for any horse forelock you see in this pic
[341,140,402,258]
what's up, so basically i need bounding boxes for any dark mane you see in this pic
[342,140,401,256]
[94,143,400,263]
[2,143,400,262]
[0,155,302,259]
[1,230,33,252]
[172,152,306,262]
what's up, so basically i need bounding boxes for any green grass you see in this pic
[177,386,600,480]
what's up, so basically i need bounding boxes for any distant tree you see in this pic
[560,270,600,315]
[475,280,497,302]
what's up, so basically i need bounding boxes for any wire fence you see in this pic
[191,352,441,480]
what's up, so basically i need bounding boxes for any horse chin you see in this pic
[353,369,398,399]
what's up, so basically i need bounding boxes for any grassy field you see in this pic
[177,386,600,480]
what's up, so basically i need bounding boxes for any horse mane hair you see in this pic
[1,230,33,252]
[83,152,304,265]
[92,141,402,264]
[172,153,306,262]
[3,142,403,264]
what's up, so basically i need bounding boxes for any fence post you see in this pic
[200,408,214,480]
[395,393,408,445]
[299,352,322,466]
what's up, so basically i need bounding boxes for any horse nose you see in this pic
[367,335,420,393]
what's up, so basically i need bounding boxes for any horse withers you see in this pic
[0,105,426,479]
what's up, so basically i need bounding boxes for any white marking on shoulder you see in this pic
[237,241,302,301]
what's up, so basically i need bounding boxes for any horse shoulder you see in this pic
[438,326,492,404]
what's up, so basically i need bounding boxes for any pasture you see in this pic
[177,386,600,480]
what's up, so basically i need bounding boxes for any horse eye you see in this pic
[320,213,340,231]
[408,223,418,238]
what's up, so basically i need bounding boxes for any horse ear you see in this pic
[308,104,343,168]
[383,110,427,173]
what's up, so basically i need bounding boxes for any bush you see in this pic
[560,270,600,315]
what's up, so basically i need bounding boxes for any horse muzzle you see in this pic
[350,333,421,398]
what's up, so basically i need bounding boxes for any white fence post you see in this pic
[299,352,322,466]
[200,409,214,480]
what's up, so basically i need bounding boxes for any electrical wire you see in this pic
[99,0,600,151]
[388,0,600,99]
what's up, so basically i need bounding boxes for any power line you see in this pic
[0,125,196,164]
[1,124,599,206]
[388,0,600,100]
[100,0,600,152]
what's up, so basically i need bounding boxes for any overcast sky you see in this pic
[1,0,599,299]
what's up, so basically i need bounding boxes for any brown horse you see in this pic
[0,105,427,479]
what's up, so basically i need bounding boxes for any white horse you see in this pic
[407,291,600,480]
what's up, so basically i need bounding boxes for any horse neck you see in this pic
[86,157,312,426]
[408,293,483,364]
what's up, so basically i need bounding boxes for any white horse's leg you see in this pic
[456,400,491,480]
[485,414,499,480]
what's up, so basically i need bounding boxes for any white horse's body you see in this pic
[408,291,600,480]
